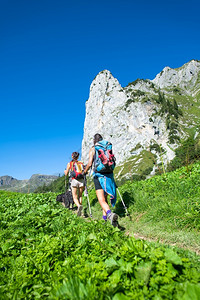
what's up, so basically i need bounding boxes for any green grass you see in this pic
[114,150,155,185]
[87,161,200,254]
[0,186,200,299]
[1,162,200,299]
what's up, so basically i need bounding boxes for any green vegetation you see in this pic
[114,150,155,185]
[132,90,145,97]
[154,92,183,144]
[0,161,200,299]
[121,161,200,230]
[126,79,154,89]
[89,161,200,253]
[173,87,182,95]
[149,143,165,153]
[130,143,142,152]
[167,136,200,172]
[124,98,135,109]
[127,78,141,86]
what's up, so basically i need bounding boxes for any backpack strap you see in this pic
[92,145,97,172]
[76,161,84,172]
[70,161,74,171]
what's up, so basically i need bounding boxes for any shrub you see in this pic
[167,136,200,171]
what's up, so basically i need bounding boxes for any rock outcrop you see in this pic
[81,60,200,182]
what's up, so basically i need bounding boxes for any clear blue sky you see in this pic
[0,0,199,179]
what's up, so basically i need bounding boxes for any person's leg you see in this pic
[76,185,84,216]
[96,189,118,226]
[96,189,110,214]
[71,187,80,208]
[102,194,108,221]
[94,176,109,214]
[94,176,118,225]
[78,186,85,205]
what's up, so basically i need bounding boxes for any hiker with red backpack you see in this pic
[83,134,118,226]
[64,152,85,216]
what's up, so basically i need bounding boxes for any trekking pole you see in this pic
[65,174,67,193]
[84,174,92,218]
[117,188,129,216]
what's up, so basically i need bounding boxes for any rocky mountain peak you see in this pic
[152,60,200,89]
[89,70,121,98]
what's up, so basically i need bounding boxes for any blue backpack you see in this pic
[94,140,116,173]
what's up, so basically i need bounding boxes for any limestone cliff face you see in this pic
[152,60,200,90]
[81,60,200,180]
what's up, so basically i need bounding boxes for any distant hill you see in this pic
[0,174,58,193]
[34,175,68,193]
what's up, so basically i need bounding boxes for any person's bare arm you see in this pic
[84,147,95,174]
[64,163,70,176]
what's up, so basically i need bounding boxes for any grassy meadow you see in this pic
[0,161,200,299]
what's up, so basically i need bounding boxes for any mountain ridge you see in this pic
[0,174,58,193]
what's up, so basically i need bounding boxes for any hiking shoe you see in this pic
[77,205,83,216]
[107,212,118,227]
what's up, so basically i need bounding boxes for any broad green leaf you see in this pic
[109,269,122,285]
[104,257,118,268]
[182,283,200,300]
[87,233,97,240]
[112,292,130,300]
[164,249,182,265]
[135,261,152,285]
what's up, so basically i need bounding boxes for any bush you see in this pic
[150,143,164,153]
[167,136,200,171]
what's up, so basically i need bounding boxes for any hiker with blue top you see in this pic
[83,133,118,226]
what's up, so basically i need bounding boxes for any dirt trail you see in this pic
[125,231,200,256]
[70,207,200,256]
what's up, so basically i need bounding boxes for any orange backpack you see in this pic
[70,161,84,179]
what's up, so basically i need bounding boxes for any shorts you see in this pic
[71,178,85,188]
[93,172,113,190]
[93,176,103,190]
